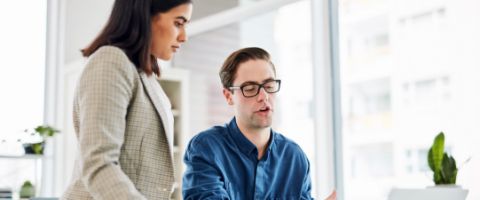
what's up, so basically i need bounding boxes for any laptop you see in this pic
[388,187,468,200]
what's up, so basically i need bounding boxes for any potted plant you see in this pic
[388,132,469,200]
[19,180,35,198]
[428,132,457,185]
[425,132,469,198]
[23,125,60,155]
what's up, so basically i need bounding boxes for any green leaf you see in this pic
[22,181,33,187]
[433,171,444,184]
[441,154,458,184]
[428,148,435,171]
[431,132,445,174]
[32,143,43,154]
[451,168,458,184]
[34,125,60,138]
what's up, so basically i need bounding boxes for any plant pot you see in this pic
[389,186,469,200]
[19,181,35,198]
[427,185,468,200]
[23,142,45,155]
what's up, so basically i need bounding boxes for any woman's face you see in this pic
[150,3,193,60]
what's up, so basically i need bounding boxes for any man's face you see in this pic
[223,59,277,130]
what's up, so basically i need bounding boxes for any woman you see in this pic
[62,0,192,199]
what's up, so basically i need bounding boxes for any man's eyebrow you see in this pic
[175,16,188,23]
[262,78,275,83]
[240,78,275,86]
[240,81,258,86]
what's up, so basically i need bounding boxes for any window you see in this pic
[0,0,48,194]
[338,0,480,199]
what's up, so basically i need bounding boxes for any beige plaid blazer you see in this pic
[62,46,175,199]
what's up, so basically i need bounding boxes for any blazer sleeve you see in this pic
[75,46,146,199]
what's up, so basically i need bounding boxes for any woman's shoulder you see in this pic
[79,45,140,86]
[84,45,137,74]
[89,45,130,63]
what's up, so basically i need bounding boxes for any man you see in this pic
[182,47,336,199]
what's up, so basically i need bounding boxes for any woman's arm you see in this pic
[76,46,145,200]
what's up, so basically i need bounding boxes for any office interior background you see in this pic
[0,0,479,199]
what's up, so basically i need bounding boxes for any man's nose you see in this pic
[256,87,269,101]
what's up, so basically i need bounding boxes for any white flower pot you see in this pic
[388,185,468,200]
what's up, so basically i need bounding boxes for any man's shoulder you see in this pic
[271,133,311,172]
[273,133,300,148]
[189,125,230,148]
[273,133,306,156]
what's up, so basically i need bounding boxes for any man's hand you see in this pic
[325,190,336,200]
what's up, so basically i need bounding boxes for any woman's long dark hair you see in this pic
[82,0,192,76]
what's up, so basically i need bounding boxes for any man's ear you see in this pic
[223,88,234,105]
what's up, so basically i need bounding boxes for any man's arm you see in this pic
[182,139,230,200]
[301,159,315,199]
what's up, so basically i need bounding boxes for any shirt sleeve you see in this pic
[301,153,315,200]
[182,138,230,200]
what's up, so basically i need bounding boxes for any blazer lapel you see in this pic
[139,72,174,159]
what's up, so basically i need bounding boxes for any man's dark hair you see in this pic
[219,47,276,89]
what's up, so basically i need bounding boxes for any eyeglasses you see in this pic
[229,79,281,98]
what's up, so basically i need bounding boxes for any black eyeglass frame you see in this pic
[228,79,281,98]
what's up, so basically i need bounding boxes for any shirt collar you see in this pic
[228,117,276,156]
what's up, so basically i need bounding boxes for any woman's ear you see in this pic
[223,88,234,105]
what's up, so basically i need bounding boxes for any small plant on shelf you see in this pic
[19,180,35,198]
[23,125,60,155]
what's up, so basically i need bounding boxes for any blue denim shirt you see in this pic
[182,118,314,200]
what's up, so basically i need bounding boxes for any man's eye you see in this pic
[243,85,256,91]
[264,82,276,88]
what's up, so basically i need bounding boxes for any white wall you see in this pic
[64,0,113,64]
